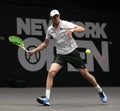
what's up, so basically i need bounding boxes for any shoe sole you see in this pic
[36,98,50,106]
[101,99,107,103]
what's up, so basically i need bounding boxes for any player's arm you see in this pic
[66,25,85,37]
[73,25,85,32]
[28,39,49,55]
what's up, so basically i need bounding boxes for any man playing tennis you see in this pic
[28,9,108,106]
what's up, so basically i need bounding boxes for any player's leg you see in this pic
[46,63,62,97]
[67,48,108,103]
[36,63,62,106]
[80,68,98,86]
[79,68,108,103]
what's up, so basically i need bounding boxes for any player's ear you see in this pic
[50,16,52,20]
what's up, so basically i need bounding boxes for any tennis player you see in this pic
[28,9,108,106]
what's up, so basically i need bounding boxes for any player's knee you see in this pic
[80,69,89,77]
[48,70,57,78]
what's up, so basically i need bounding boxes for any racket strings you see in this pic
[12,42,22,45]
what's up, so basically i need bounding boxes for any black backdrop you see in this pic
[0,4,119,87]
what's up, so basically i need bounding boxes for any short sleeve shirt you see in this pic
[46,20,78,55]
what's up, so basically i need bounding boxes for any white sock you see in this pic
[95,84,102,93]
[45,89,51,99]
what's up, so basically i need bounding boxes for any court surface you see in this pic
[0,87,120,111]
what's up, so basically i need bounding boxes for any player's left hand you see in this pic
[66,29,74,37]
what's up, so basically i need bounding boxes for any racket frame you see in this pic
[8,35,28,52]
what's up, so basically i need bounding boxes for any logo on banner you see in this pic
[18,37,46,71]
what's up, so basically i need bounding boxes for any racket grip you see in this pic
[25,49,29,52]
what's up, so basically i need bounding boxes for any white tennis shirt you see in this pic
[46,20,78,55]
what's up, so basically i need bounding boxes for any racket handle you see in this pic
[25,49,29,52]
[20,46,28,52]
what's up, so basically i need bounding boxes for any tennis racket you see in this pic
[8,35,28,52]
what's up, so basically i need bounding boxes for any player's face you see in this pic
[50,15,60,25]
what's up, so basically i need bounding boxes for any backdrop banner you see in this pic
[0,4,119,87]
